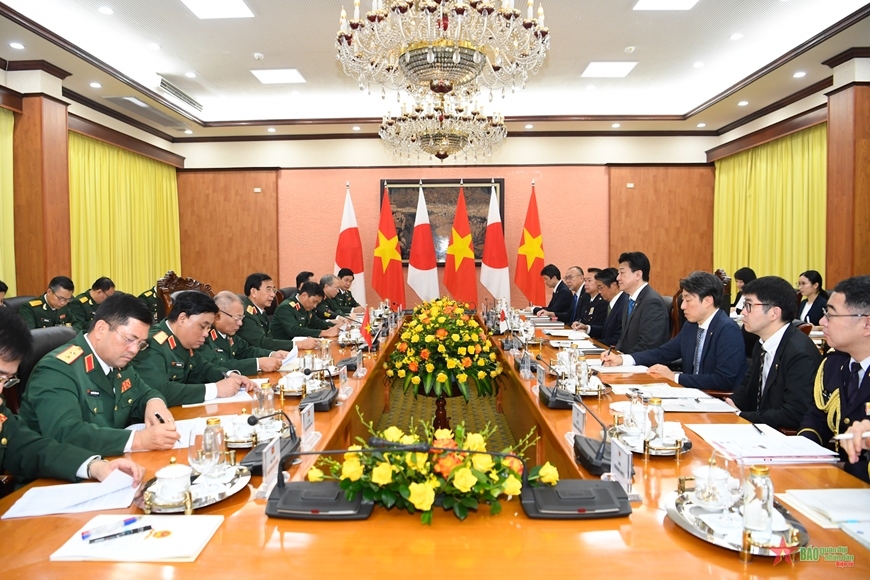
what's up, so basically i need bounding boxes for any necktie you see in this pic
[627,298,636,318]
[692,327,704,374]
[756,351,767,410]
[570,293,579,321]
[847,361,862,402]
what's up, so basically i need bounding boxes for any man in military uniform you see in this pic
[132,290,254,407]
[138,285,160,322]
[273,282,339,340]
[799,275,870,483]
[19,294,179,457]
[18,275,76,329]
[69,276,116,331]
[336,268,364,313]
[238,273,317,351]
[202,291,289,375]
[0,308,145,484]
[315,274,352,323]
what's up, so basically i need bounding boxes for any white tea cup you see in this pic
[153,463,192,503]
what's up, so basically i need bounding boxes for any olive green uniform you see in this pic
[237,296,298,351]
[201,328,273,376]
[18,295,74,329]
[273,298,332,339]
[69,291,98,331]
[19,333,166,457]
[138,287,160,323]
[336,289,360,311]
[315,295,346,321]
[131,320,229,407]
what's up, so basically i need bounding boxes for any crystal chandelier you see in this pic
[336,0,550,97]
[379,94,507,161]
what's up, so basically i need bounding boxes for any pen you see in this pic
[154,413,165,424]
[751,423,764,435]
[832,431,870,441]
[88,525,152,544]
[604,346,613,357]
[81,516,141,540]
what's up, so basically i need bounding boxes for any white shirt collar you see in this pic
[629,283,648,302]
[760,322,790,356]
[609,291,624,309]
[217,330,228,339]
[83,334,112,375]
[42,293,56,311]
[850,355,870,377]
[697,310,717,331]
[554,280,565,292]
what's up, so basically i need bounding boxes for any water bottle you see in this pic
[256,381,275,417]
[648,397,664,441]
[203,417,227,466]
[743,465,774,544]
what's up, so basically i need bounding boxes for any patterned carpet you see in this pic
[376,383,516,451]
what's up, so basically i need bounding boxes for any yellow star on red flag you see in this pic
[517,228,544,271]
[447,228,475,271]
[374,230,401,273]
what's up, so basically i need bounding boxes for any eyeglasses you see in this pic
[0,372,20,390]
[111,328,149,352]
[742,301,772,313]
[822,307,869,319]
[50,289,73,304]
[219,309,244,322]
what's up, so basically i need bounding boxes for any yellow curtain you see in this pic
[713,123,827,290]
[0,108,15,296]
[68,132,181,295]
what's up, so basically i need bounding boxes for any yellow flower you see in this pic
[408,482,436,511]
[437,344,446,353]
[400,434,418,445]
[383,426,404,442]
[477,358,486,367]
[471,453,494,472]
[539,462,560,485]
[452,467,478,493]
[397,369,406,378]
[446,358,457,369]
[457,346,467,356]
[477,370,487,380]
[411,376,421,385]
[307,467,324,482]
[490,369,499,378]
[456,372,467,383]
[401,332,410,340]
[434,428,454,440]
[425,335,435,343]
[489,470,500,482]
[406,452,428,473]
[465,432,486,452]
[341,458,364,482]
[426,475,440,490]
[489,352,497,361]
[451,333,460,341]
[386,369,394,377]
[344,445,362,461]
[437,316,446,323]
[371,461,393,486]
[456,320,465,327]
[411,335,419,343]
[471,333,480,342]
[395,361,403,369]
[468,320,479,328]
[456,308,465,314]
[425,363,435,373]
[503,474,522,496]
[436,372,448,383]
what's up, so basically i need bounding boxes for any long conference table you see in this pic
[2,321,869,578]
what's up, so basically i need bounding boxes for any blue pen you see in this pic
[81,516,142,540]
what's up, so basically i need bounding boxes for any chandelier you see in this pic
[336,0,550,97]
[379,94,507,161]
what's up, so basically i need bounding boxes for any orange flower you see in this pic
[432,438,457,450]
[461,314,470,321]
[443,306,454,315]
[436,328,448,339]
[420,349,430,361]
[433,452,463,477]
[462,357,472,368]
[397,342,408,353]
[408,361,419,372]
[475,344,482,354]
[503,456,524,475]
[421,317,431,325]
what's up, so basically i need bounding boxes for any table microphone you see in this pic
[300,368,338,411]
[535,355,574,409]
[240,410,301,475]
[572,399,614,476]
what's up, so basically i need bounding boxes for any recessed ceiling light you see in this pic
[581,62,637,78]
[793,71,806,78]
[184,129,193,135]
[352,126,361,131]
[738,100,749,106]
[90,82,102,89]
[98,6,114,15]
[185,71,197,78]
[612,123,621,128]
[147,43,160,51]
[693,61,704,68]
[633,0,699,10]
[250,69,306,84]
[179,0,254,19]
[9,42,24,50]
[586,85,596,91]
[267,127,276,133]
[525,124,534,129]
[697,123,706,128]
[730,33,744,40]
[624,46,635,54]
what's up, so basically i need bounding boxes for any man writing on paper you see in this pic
[202,291,289,375]
[132,291,255,407]
[19,275,76,329]
[603,271,747,391]
[725,277,821,430]
[20,294,180,456]
[272,282,339,340]
[573,268,627,347]
[238,273,317,351]
[613,252,670,353]
[799,275,870,483]
[0,308,144,484]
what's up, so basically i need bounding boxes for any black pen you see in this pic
[154,413,165,424]
[752,423,764,435]
[88,525,152,544]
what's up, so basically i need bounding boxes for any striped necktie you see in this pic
[756,351,767,410]
[692,327,704,374]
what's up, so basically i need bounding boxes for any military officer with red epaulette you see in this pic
[18,276,76,329]
[273,282,339,340]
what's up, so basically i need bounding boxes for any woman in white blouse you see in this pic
[797,270,828,325]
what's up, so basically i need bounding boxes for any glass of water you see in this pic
[188,431,220,477]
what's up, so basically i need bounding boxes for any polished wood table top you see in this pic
[2,327,868,578]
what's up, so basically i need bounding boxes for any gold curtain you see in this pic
[713,123,827,289]
[0,108,15,296]
[68,132,181,294]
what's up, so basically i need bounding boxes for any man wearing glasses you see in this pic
[19,293,180,456]
[202,291,290,375]
[18,275,76,329]
[238,273,317,351]
[799,275,870,483]
[69,276,116,331]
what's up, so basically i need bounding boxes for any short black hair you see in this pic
[800,270,828,299]
[93,293,152,328]
[0,308,33,362]
[680,271,723,305]
[296,271,314,288]
[0,280,7,294]
[91,277,115,292]
[832,276,870,315]
[742,276,797,322]
[618,252,651,282]
[48,276,74,293]
[594,268,619,287]
[587,267,602,275]
[540,264,561,279]
[167,291,219,322]
[337,268,354,279]
[298,281,325,299]
[733,267,757,284]
[245,273,273,296]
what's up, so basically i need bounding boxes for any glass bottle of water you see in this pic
[743,465,774,544]
[648,397,664,441]
[203,417,226,466]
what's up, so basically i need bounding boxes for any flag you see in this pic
[360,307,373,350]
[480,185,510,304]
[334,185,367,306]
[372,187,406,308]
[444,186,478,305]
[515,183,546,305]
[407,186,439,301]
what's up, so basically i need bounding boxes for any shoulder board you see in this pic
[210,329,218,341]
[56,345,84,364]
[246,305,256,315]
[153,330,169,345]
[29,299,42,307]
[289,301,297,307]
[144,290,153,297]
[79,296,89,304]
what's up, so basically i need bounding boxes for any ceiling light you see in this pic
[624,46,635,54]
[184,129,193,135]
[123,97,149,108]
[696,123,706,128]
[267,127,276,133]
[612,123,621,128]
[738,100,749,106]
[793,71,806,78]
[253,52,264,61]
[179,0,254,19]
[693,61,704,68]
[9,42,24,50]
[352,126,361,131]
[633,0,699,10]
[581,62,637,78]
[525,124,534,129]
[98,7,114,15]
[250,69,306,84]
[147,43,160,51]
[730,33,744,40]
[185,71,197,78]
[90,82,102,89]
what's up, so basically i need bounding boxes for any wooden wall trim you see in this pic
[68,114,185,168]
[822,47,870,68]
[825,81,870,98]
[62,88,175,142]
[705,105,827,162]
[715,77,832,135]
[5,59,72,80]
[0,84,23,113]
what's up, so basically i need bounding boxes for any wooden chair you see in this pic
[797,322,812,336]
[265,290,284,317]
[156,271,214,317]
[714,268,732,311]
[669,288,683,338]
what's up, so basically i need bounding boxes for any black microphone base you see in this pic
[538,385,575,409]
[301,387,338,412]
[574,435,611,476]
[520,480,632,519]
[240,435,301,475]
[266,480,374,520]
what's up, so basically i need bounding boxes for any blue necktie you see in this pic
[627,298,636,318]
[693,327,704,374]
[570,293,579,321]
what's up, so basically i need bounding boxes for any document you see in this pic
[182,390,253,408]
[685,423,783,442]
[125,417,208,449]
[660,398,738,413]
[594,365,649,374]
[542,329,588,338]
[709,436,838,464]
[549,340,596,349]
[51,514,224,562]
[841,522,870,551]
[2,469,136,519]
[781,489,870,523]
[611,383,710,399]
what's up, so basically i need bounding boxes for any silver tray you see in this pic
[226,436,254,449]
[612,430,691,457]
[141,465,251,514]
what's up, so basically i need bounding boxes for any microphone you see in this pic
[572,399,614,476]
[534,355,574,409]
[366,436,430,452]
[300,367,338,412]
[239,410,301,475]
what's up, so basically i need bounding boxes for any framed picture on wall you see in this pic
[380,179,505,265]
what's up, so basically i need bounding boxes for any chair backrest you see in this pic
[6,326,77,414]
[156,271,214,318]
[4,295,37,314]
[266,290,284,317]
[713,268,732,311]
[794,321,813,336]
[279,287,297,303]
[669,288,683,338]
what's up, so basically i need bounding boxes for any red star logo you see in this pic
[771,536,797,566]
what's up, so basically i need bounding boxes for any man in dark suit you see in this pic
[574,267,607,328]
[541,266,584,324]
[798,275,870,483]
[613,252,670,354]
[726,277,822,430]
[604,271,747,391]
[574,267,626,347]
[534,264,575,319]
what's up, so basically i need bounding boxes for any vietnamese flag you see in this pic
[407,186,439,301]
[334,184,366,306]
[372,187,406,308]
[444,186,478,305]
[360,307,373,349]
[480,185,510,303]
[515,183,545,306]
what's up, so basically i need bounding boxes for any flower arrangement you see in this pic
[307,416,559,525]
[384,297,503,401]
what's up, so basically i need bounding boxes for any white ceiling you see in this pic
[1,0,868,140]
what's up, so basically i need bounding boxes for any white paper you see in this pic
[709,436,838,464]
[543,329,585,337]
[611,383,710,399]
[549,340,596,349]
[685,423,783,442]
[775,492,840,529]
[3,469,136,519]
[660,398,738,413]
[782,489,870,523]
[610,437,633,494]
[841,522,870,551]
[594,365,649,374]
[182,390,253,408]
[281,345,299,365]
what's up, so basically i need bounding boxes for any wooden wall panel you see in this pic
[176,170,279,294]
[609,166,715,296]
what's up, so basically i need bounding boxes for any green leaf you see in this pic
[399,486,411,499]
[381,489,396,509]
[434,380,442,396]
[458,380,470,401]
[402,374,413,394]
[453,502,468,521]
[423,373,434,395]
[444,376,453,396]
[460,496,479,510]
[471,469,489,483]
[490,500,502,516]
[362,487,376,502]
[422,510,433,525]
[442,495,456,509]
